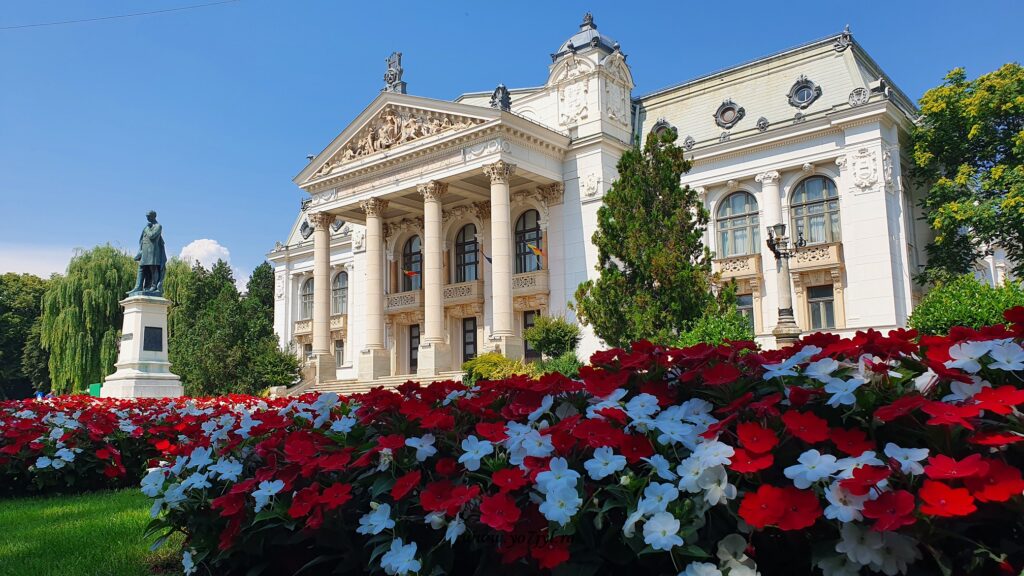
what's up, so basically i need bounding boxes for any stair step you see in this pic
[296,371,466,396]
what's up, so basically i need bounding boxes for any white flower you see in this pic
[34,456,52,469]
[163,483,188,510]
[835,522,884,567]
[528,395,554,422]
[49,427,65,441]
[54,447,78,462]
[944,341,993,374]
[678,562,722,576]
[625,393,661,420]
[208,458,243,482]
[943,376,990,403]
[883,443,928,475]
[140,468,167,497]
[824,481,868,522]
[424,511,445,530]
[538,485,582,526]
[913,369,938,393]
[643,511,684,551]
[584,446,627,480]
[816,554,861,576]
[784,449,839,489]
[642,454,678,481]
[676,456,706,493]
[181,471,211,491]
[835,451,885,479]
[622,508,645,538]
[405,434,437,462]
[804,357,841,382]
[535,457,579,494]
[691,440,734,468]
[458,435,493,472]
[762,346,822,379]
[715,533,749,564]
[989,340,1024,371]
[697,465,736,506]
[639,482,679,513]
[357,503,396,535]
[252,479,285,513]
[182,549,197,576]
[444,515,466,545]
[330,415,357,433]
[869,531,921,576]
[51,458,66,469]
[824,377,865,407]
[379,538,421,576]
[186,446,213,471]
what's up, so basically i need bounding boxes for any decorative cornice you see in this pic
[417,180,449,202]
[483,160,516,183]
[359,198,389,218]
[308,212,337,229]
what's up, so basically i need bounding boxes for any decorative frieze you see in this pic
[537,182,565,206]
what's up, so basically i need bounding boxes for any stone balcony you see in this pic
[714,253,762,280]
[790,242,843,272]
[330,314,347,337]
[443,280,484,306]
[294,318,312,336]
[294,314,347,338]
[512,270,549,297]
[385,289,423,314]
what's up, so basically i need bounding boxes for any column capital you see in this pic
[483,160,516,183]
[308,211,337,230]
[417,180,449,202]
[755,170,781,185]
[536,182,565,206]
[359,198,390,218]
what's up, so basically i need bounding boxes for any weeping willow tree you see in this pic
[40,245,135,393]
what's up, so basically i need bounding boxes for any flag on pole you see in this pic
[526,243,545,258]
[479,243,492,264]
[402,269,420,278]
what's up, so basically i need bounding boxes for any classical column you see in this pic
[358,198,390,380]
[755,171,782,228]
[309,211,337,380]
[483,161,519,357]
[417,181,450,375]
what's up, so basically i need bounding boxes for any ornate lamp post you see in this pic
[766,222,806,347]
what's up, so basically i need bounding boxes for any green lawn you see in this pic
[0,489,181,576]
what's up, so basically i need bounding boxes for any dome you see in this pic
[552,13,619,61]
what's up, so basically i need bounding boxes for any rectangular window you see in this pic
[807,285,836,330]
[409,324,420,373]
[523,310,541,361]
[736,294,755,332]
[462,317,477,363]
[302,343,313,359]
[334,339,344,366]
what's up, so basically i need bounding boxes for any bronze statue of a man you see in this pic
[130,210,167,296]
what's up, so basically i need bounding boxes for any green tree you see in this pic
[40,246,136,394]
[911,63,1024,283]
[0,273,48,399]
[909,274,1024,335]
[21,318,51,394]
[523,315,581,358]
[245,262,275,314]
[573,130,714,346]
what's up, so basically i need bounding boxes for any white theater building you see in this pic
[269,16,935,387]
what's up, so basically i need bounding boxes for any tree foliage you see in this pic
[674,283,754,347]
[573,130,714,346]
[20,318,51,394]
[40,246,136,394]
[911,63,1024,283]
[0,273,48,399]
[908,274,1024,335]
[523,315,581,358]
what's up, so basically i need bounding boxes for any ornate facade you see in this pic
[267,16,992,387]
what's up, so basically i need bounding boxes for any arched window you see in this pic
[790,176,841,244]
[515,209,542,274]
[455,224,479,283]
[716,192,760,257]
[331,271,348,315]
[402,236,422,291]
[299,278,314,320]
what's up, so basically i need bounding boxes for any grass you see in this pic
[0,489,182,576]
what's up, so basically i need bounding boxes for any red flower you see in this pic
[492,468,528,493]
[840,466,891,497]
[595,407,629,425]
[435,458,458,477]
[391,470,421,501]
[968,431,1024,446]
[531,536,571,569]
[787,386,822,408]
[781,411,830,444]
[776,487,823,531]
[738,485,787,529]
[974,386,1024,415]
[924,454,989,480]
[729,447,773,473]
[319,483,353,511]
[715,392,754,416]
[476,422,508,443]
[922,401,981,430]
[830,427,874,456]
[702,362,742,386]
[736,421,779,454]
[918,480,977,517]
[479,493,521,532]
[572,419,626,449]
[964,460,1024,503]
[862,490,916,531]
[579,366,630,398]
[874,394,928,422]
[288,485,321,519]
[748,393,783,418]
[617,433,654,464]
[211,491,246,517]
[377,434,407,451]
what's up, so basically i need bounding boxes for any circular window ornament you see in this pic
[713,99,745,129]
[787,75,822,109]
[650,118,677,138]
[848,87,869,107]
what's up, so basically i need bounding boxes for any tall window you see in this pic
[523,310,541,361]
[462,317,477,362]
[331,272,348,315]
[791,176,841,245]
[409,324,420,373]
[515,209,542,274]
[736,294,755,332]
[717,192,760,257]
[334,339,344,366]
[455,224,479,282]
[402,236,422,291]
[808,285,836,330]
[299,278,314,320]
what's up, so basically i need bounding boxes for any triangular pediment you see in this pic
[297,93,497,186]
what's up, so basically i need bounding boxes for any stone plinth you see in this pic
[101,295,183,398]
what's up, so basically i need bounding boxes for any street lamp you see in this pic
[766,222,805,346]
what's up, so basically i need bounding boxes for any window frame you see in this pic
[331,271,348,315]
[334,339,344,366]
[299,278,314,320]
[523,310,541,361]
[807,285,836,330]
[462,317,477,363]
[790,176,841,245]
[409,324,420,373]
[716,191,761,257]
[402,236,423,292]
[736,293,755,332]
[454,224,479,283]
[515,209,543,274]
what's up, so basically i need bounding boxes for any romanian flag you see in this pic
[479,244,492,264]
[527,243,545,258]
[402,269,420,278]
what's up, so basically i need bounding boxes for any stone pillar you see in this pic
[359,198,390,380]
[756,170,784,345]
[309,212,337,381]
[417,180,450,375]
[484,160,521,358]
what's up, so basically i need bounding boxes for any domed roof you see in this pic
[552,13,619,61]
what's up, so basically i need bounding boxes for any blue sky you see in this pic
[1,0,1021,281]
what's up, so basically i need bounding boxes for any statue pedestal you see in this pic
[101,295,183,399]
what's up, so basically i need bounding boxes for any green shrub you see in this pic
[674,307,754,347]
[461,352,531,385]
[523,315,582,358]
[909,275,1024,335]
[530,351,583,379]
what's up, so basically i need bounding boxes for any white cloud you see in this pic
[179,238,231,269]
[0,244,75,277]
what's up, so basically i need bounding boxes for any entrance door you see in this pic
[409,324,420,373]
[462,317,477,363]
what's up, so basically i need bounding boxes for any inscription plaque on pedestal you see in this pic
[143,327,163,352]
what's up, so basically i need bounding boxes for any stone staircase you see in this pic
[293,371,466,396]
